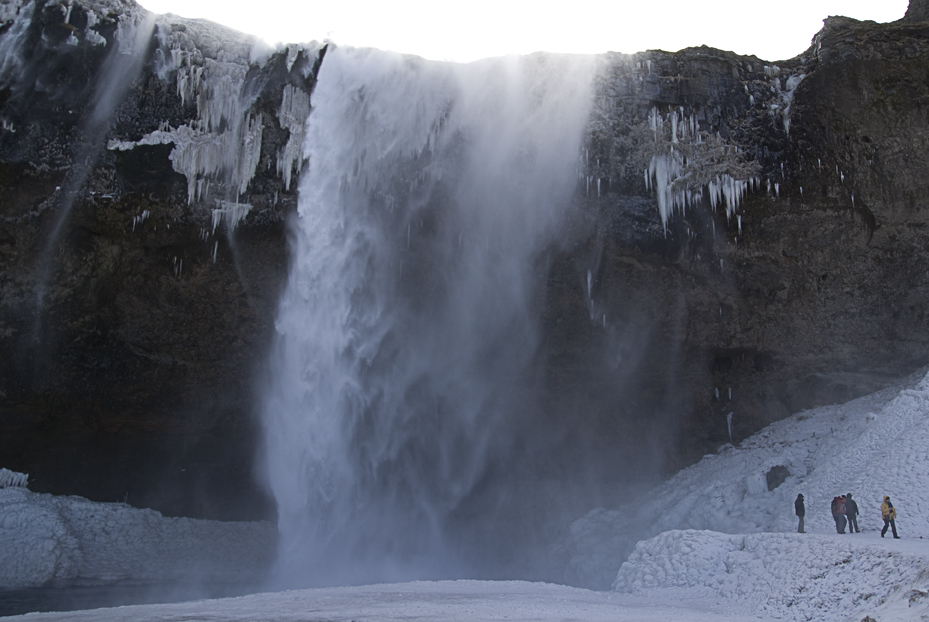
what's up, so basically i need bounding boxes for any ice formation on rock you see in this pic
[277,84,311,191]
[643,107,759,230]
[0,468,28,488]
[107,12,319,213]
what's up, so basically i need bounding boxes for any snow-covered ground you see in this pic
[0,484,275,590]
[5,368,929,621]
[2,579,768,621]
[567,366,929,589]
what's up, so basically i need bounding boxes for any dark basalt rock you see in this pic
[1,0,928,525]
[0,0,323,520]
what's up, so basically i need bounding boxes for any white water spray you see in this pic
[261,48,596,586]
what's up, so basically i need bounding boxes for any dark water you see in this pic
[0,582,262,618]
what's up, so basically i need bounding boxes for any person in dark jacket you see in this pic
[795,494,805,533]
[881,495,899,538]
[846,493,860,533]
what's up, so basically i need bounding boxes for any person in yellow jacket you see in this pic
[880,496,899,538]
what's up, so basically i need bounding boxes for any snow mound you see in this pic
[0,487,276,589]
[614,529,929,622]
[566,367,929,589]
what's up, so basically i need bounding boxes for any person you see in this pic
[831,496,847,533]
[795,494,805,533]
[831,496,842,533]
[837,495,848,534]
[881,495,899,538]
[846,493,860,533]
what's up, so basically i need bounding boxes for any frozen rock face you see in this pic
[555,16,929,474]
[0,0,928,545]
[0,0,323,520]
[905,0,929,22]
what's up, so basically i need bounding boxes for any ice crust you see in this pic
[0,487,275,589]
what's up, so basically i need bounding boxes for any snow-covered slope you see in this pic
[566,367,929,590]
[0,486,276,589]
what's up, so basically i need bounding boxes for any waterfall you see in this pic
[261,47,596,586]
[28,5,155,314]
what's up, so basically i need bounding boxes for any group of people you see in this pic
[793,493,899,537]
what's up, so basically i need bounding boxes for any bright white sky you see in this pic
[138,0,909,63]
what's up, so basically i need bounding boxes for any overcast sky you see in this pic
[138,0,910,63]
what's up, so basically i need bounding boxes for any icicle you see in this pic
[727,413,733,443]
[0,468,28,489]
[715,387,720,400]
[212,241,218,263]
[737,215,742,235]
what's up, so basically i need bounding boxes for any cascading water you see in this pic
[261,47,597,586]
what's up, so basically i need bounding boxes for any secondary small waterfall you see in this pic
[261,46,597,586]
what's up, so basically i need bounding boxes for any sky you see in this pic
[136,0,910,63]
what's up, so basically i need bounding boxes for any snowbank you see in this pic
[0,487,276,589]
[566,367,929,588]
[614,529,929,622]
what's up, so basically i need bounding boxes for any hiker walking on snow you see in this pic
[795,494,805,533]
[881,495,899,538]
[846,493,860,533]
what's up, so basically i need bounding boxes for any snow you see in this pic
[565,364,929,619]
[614,530,929,621]
[0,487,275,589]
[6,580,765,621]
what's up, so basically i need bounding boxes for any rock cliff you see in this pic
[1,0,928,523]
